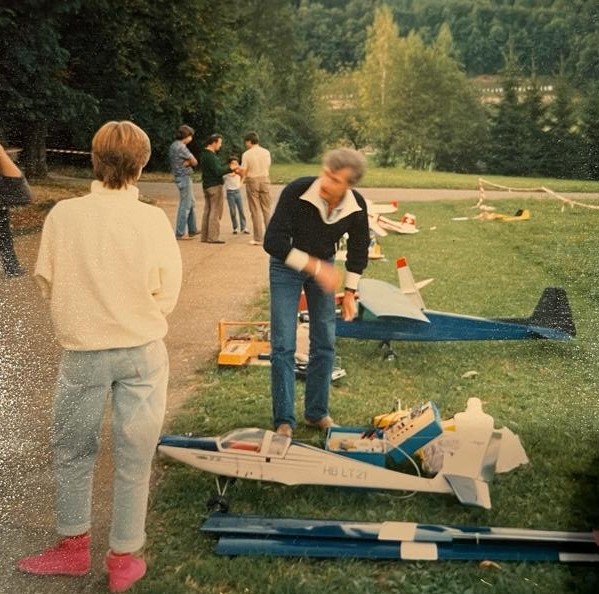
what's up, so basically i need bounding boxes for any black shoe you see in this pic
[207,239,225,244]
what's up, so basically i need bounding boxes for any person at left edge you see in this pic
[0,142,31,277]
[18,121,182,593]
[169,124,198,240]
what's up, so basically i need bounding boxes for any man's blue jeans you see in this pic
[269,257,335,429]
[174,175,197,237]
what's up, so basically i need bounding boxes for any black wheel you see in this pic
[379,341,396,361]
[383,349,396,361]
[207,494,230,513]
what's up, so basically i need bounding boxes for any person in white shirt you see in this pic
[240,131,271,245]
[223,156,249,234]
[18,121,182,593]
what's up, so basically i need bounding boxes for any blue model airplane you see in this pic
[335,258,575,346]
[201,513,599,563]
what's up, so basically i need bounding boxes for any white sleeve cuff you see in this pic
[285,248,310,272]
[344,271,360,291]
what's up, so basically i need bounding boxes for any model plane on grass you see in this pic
[335,257,575,353]
[365,199,419,235]
[158,426,498,511]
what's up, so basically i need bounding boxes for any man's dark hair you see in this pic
[205,133,223,146]
[176,125,194,140]
[243,131,259,145]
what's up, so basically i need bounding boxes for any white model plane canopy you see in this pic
[219,427,291,458]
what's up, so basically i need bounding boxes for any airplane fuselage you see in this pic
[336,309,571,342]
[158,428,492,508]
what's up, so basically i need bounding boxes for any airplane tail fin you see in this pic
[500,287,576,339]
[443,475,492,509]
[396,257,433,310]
[436,416,500,509]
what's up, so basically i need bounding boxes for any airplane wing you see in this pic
[358,278,430,323]
[367,213,388,236]
[365,198,398,214]
[378,215,419,234]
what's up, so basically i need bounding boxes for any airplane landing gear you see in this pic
[207,494,229,513]
[206,476,236,513]
[380,341,397,361]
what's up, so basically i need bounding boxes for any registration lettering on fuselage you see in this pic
[322,465,367,481]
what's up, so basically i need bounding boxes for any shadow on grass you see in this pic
[565,447,599,594]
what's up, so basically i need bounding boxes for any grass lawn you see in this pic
[136,197,599,593]
[49,163,599,193]
[268,163,599,193]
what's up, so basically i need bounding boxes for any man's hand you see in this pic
[341,290,356,321]
[312,258,340,294]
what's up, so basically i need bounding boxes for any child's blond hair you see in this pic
[92,121,151,189]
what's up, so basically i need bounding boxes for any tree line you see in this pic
[324,4,599,179]
[299,0,599,83]
[1,0,599,179]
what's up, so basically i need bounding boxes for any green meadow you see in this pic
[136,194,599,594]
[47,162,599,194]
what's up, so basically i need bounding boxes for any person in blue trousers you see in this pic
[169,124,198,240]
[223,156,249,234]
[17,121,182,593]
[263,148,370,438]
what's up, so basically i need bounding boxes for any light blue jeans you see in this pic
[226,189,247,231]
[174,175,197,237]
[53,339,168,553]
[269,257,336,429]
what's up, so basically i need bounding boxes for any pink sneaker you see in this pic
[16,533,91,576]
[106,551,147,593]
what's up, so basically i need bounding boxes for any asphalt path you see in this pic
[1,180,597,593]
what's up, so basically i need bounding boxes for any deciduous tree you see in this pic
[0,1,95,176]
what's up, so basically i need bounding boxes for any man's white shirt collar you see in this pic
[300,178,362,224]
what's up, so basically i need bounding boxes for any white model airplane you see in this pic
[158,425,498,510]
[365,199,419,235]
